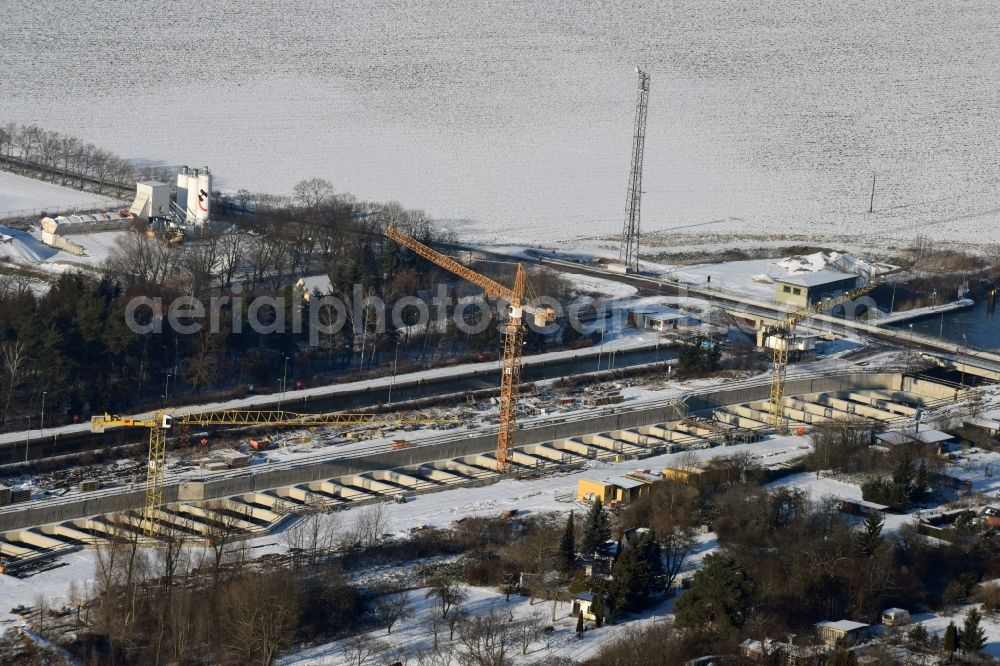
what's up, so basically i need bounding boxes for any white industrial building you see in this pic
[39,212,133,254]
[129,181,170,220]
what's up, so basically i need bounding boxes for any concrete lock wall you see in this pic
[685,373,899,413]
[0,399,686,531]
[4,373,930,533]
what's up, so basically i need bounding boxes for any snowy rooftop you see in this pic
[774,270,857,288]
[607,476,647,489]
[815,619,869,632]
[875,429,955,446]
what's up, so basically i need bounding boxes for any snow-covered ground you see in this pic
[0,171,118,218]
[0,225,125,275]
[2,2,998,247]
[0,435,806,626]
[912,604,1000,659]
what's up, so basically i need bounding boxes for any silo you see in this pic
[186,168,201,223]
[195,167,212,223]
[176,166,189,217]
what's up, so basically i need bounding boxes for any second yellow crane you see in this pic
[764,277,883,429]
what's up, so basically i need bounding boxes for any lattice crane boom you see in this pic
[384,226,552,472]
[767,277,884,429]
[91,409,455,535]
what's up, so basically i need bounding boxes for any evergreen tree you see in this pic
[559,511,576,570]
[580,499,611,556]
[674,553,752,636]
[591,593,605,628]
[943,621,958,655]
[826,649,857,666]
[907,623,929,648]
[961,608,987,654]
[854,513,884,557]
[610,533,664,613]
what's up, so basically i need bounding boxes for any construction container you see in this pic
[0,485,10,506]
[10,488,31,504]
[79,480,100,493]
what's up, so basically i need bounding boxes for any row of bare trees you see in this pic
[0,123,173,196]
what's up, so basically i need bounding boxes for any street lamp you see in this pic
[24,414,31,463]
[40,390,47,440]
[388,340,401,405]
[279,356,290,409]
[163,373,172,409]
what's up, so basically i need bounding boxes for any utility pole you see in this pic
[619,67,651,273]
[869,172,876,213]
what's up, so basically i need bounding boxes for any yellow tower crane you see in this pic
[384,227,554,472]
[765,277,883,430]
[91,409,454,535]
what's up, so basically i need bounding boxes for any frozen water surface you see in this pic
[1,1,998,245]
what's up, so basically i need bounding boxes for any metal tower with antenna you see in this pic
[619,67,651,273]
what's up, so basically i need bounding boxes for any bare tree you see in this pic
[341,635,390,666]
[282,499,337,566]
[1,340,28,425]
[456,609,517,666]
[516,611,545,656]
[416,646,455,666]
[217,229,247,288]
[103,229,179,285]
[221,574,298,665]
[375,587,411,634]
[59,134,79,186]
[293,177,335,209]
[425,572,467,619]
[656,520,694,591]
[202,501,249,588]
[349,502,390,549]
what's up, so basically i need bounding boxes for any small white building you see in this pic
[129,181,170,220]
[875,429,955,448]
[814,619,870,646]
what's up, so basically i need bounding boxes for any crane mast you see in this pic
[766,278,883,429]
[619,67,651,273]
[384,227,551,472]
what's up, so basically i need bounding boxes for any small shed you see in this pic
[774,270,859,308]
[881,608,911,627]
[576,474,659,505]
[571,591,605,621]
[814,619,870,646]
[875,429,955,448]
[662,464,728,487]
[839,498,888,519]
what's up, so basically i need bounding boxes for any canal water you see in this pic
[295,344,679,414]
[890,299,1000,351]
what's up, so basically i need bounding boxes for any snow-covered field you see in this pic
[2,2,998,247]
[0,171,117,218]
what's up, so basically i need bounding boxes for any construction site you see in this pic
[2,15,1000,663]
